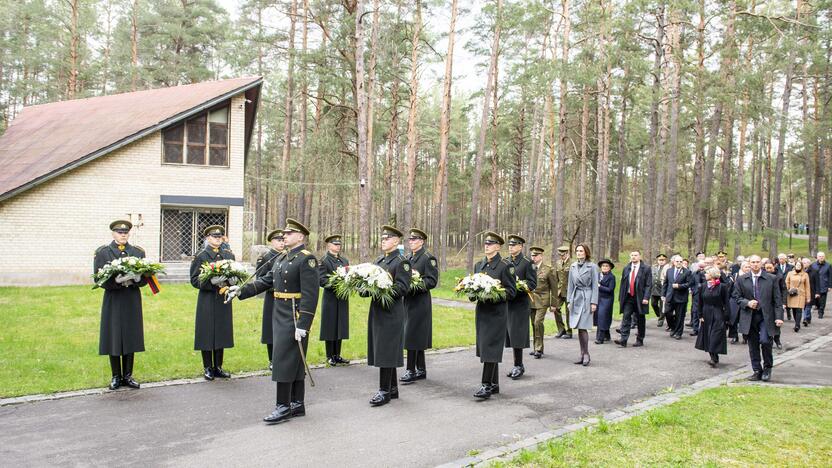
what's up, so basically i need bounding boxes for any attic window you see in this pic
[163,105,229,167]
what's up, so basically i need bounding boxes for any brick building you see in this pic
[0,77,262,285]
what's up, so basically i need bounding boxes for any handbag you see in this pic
[788,288,799,296]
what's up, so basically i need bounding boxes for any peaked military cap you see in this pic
[557,244,570,253]
[203,225,225,237]
[109,219,132,231]
[506,234,526,245]
[716,250,728,256]
[282,217,310,236]
[266,229,284,242]
[483,231,504,245]
[381,225,404,238]
[656,253,668,260]
[325,234,342,245]
[695,251,705,256]
[408,228,428,240]
[598,258,615,269]
[529,246,545,255]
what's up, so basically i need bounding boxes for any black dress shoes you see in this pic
[761,368,772,382]
[123,374,140,389]
[213,367,231,379]
[263,404,293,424]
[673,334,682,340]
[108,376,122,390]
[615,328,622,334]
[473,384,492,399]
[414,369,427,380]
[369,390,391,406]
[334,355,350,365]
[203,367,215,381]
[633,340,644,347]
[400,370,418,384]
[730,337,738,344]
[533,351,542,359]
[327,357,338,367]
[555,331,566,339]
[748,372,762,381]
[489,384,499,394]
[594,339,604,344]
[508,366,524,380]
[614,339,627,347]
[390,386,399,399]
[563,332,573,339]
[290,401,306,417]
[689,331,698,336]
[657,318,664,327]
[707,360,718,368]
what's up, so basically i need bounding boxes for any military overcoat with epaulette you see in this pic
[190,246,236,351]
[95,241,148,355]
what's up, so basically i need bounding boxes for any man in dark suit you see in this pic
[810,252,831,319]
[664,254,691,339]
[615,251,652,347]
[732,255,784,382]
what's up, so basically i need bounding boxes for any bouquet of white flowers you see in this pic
[454,273,507,303]
[335,262,395,307]
[326,265,350,291]
[516,278,531,293]
[409,269,427,292]
[198,259,250,288]
[92,256,165,289]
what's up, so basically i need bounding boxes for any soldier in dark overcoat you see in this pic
[230,218,319,424]
[190,225,236,381]
[504,234,537,379]
[400,228,439,383]
[367,225,412,407]
[318,234,350,366]
[472,232,517,400]
[257,230,285,369]
[95,219,148,390]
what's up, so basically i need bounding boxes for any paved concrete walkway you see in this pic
[2,315,830,467]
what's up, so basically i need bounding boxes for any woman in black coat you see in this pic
[695,267,730,367]
[595,259,616,344]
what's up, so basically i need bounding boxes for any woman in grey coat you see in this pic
[567,244,599,366]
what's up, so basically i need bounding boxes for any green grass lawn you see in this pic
[500,386,832,467]
[0,283,558,398]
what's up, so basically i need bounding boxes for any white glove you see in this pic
[130,272,143,282]
[210,275,227,286]
[294,328,307,342]
[227,276,238,285]
[115,274,128,284]
[226,285,240,299]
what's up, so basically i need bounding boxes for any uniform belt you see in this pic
[273,292,302,299]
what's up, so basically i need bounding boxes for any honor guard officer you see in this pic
[367,225,412,407]
[473,232,517,399]
[401,228,439,383]
[228,218,319,424]
[95,220,148,390]
[529,246,556,358]
[319,234,350,366]
[505,234,536,379]
[257,230,286,370]
[553,244,573,338]
[190,225,236,380]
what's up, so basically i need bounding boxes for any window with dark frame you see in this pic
[162,105,229,167]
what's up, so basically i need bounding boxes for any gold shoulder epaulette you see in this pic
[301,249,312,255]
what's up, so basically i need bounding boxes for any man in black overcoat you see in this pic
[504,234,536,379]
[95,219,148,390]
[400,228,439,383]
[190,225,236,380]
[257,229,285,370]
[615,251,652,347]
[319,234,350,366]
[229,218,319,423]
[732,255,784,382]
[472,232,517,400]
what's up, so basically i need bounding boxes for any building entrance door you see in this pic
[161,207,227,261]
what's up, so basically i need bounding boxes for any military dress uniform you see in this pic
[505,235,537,379]
[257,229,286,367]
[651,254,669,328]
[95,220,148,390]
[401,228,439,383]
[367,225,412,407]
[529,246,556,358]
[190,225,236,380]
[552,245,573,338]
[237,218,319,424]
[473,232,517,400]
[319,235,350,365]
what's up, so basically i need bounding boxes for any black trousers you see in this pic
[792,308,803,330]
[379,368,399,392]
[669,302,687,336]
[406,350,426,371]
[619,297,645,342]
[745,314,773,373]
[481,362,499,385]
[276,380,305,405]
[325,340,343,359]
[108,354,135,377]
[201,349,224,368]
[818,293,827,317]
[650,295,664,318]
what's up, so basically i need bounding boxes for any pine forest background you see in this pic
[1,0,831,269]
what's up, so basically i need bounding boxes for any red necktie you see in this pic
[629,266,636,296]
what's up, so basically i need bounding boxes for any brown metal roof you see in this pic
[0,76,262,201]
